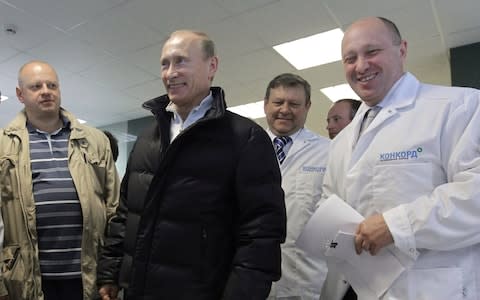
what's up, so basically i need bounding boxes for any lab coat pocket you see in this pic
[372,162,433,211]
[410,267,463,300]
[291,172,319,240]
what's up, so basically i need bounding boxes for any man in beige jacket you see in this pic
[0,60,119,300]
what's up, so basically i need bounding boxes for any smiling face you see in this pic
[342,17,407,106]
[160,31,218,114]
[264,85,310,136]
[16,61,61,120]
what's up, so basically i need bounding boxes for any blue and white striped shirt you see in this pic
[28,120,83,279]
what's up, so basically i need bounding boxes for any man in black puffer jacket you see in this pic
[97,30,286,300]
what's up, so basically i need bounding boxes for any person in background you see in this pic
[326,98,361,139]
[325,98,361,300]
[0,60,119,300]
[264,73,330,300]
[103,130,119,162]
[97,30,286,300]
[321,16,480,299]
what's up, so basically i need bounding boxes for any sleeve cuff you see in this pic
[383,205,419,260]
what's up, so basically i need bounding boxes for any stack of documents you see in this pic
[296,195,405,298]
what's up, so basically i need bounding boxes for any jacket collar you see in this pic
[4,108,87,139]
[355,72,420,118]
[142,86,227,121]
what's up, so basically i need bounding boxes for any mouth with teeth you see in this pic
[357,73,377,82]
[168,82,186,89]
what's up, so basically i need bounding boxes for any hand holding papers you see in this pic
[296,195,405,298]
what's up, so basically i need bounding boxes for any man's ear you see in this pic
[16,87,25,103]
[208,56,218,82]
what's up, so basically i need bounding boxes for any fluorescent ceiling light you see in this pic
[228,100,265,119]
[273,28,344,70]
[0,95,8,101]
[320,83,360,102]
[77,119,87,124]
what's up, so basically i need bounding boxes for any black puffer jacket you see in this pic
[98,87,286,300]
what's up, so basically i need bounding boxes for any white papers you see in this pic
[296,195,405,298]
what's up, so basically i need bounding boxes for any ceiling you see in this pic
[1,0,479,137]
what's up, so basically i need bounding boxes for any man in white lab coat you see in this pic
[264,73,330,300]
[322,16,480,299]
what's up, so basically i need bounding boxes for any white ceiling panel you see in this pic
[78,59,156,91]
[0,52,36,81]
[0,40,18,63]
[435,0,480,36]
[26,35,115,73]
[202,16,268,60]
[380,2,439,44]
[324,0,419,26]
[0,2,65,51]
[122,42,164,76]
[5,0,128,31]
[121,0,231,34]
[238,0,337,46]
[69,6,164,56]
[213,0,279,14]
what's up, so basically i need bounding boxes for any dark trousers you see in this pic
[42,278,83,300]
[343,286,358,300]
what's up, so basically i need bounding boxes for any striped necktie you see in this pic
[359,106,381,136]
[274,136,291,164]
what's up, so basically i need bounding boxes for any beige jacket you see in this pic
[0,109,120,299]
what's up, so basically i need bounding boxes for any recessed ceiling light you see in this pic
[320,83,360,102]
[0,95,8,102]
[273,28,344,70]
[228,100,265,119]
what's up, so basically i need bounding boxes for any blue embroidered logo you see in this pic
[379,147,423,162]
[302,166,326,173]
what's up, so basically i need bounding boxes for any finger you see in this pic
[354,235,363,255]
[362,240,372,255]
[370,243,382,256]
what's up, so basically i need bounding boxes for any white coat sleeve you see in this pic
[383,89,480,256]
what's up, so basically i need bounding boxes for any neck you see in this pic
[176,105,194,121]
[173,91,211,121]
[27,112,63,133]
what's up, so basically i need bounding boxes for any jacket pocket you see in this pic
[0,157,19,201]
[372,162,434,211]
[2,245,34,299]
[407,267,463,300]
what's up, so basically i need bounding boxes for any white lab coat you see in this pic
[321,73,480,300]
[268,128,330,300]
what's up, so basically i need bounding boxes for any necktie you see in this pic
[273,136,291,164]
[359,106,381,136]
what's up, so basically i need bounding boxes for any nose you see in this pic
[326,120,334,130]
[356,56,369,73]
[40,83,51,94]
[279,102,290,114]
[165,64,178,80]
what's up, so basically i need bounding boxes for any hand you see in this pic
[98,284,119,300]
[354,214,394,255]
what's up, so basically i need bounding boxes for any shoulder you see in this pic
[224,111,267,136]
[419,83,480,102]
[302,128,330,145]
